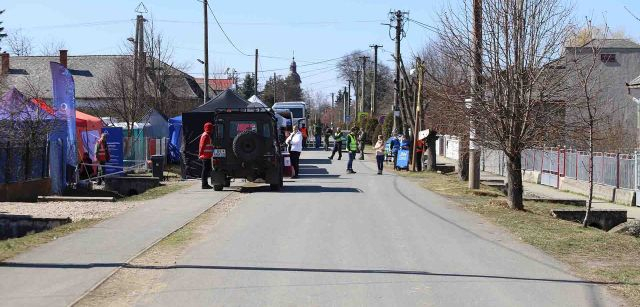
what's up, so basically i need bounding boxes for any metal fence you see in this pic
[440,136,639,191]
[0,142,49,184]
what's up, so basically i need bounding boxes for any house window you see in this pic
[601,54,616,63]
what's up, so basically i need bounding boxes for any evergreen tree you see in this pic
[284,75,303,101]
[238,73,255,99]
[262,75,286,107]
[0,10,8,51]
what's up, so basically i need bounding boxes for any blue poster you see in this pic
[50,62,78,167]
[102,127,124,175]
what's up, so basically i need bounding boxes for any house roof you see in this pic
[194,78,235,91]
[576,38,640,49]
[1,54,201,100]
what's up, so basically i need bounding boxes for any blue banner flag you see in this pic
[50,62,78,167]
[102,127,124,175]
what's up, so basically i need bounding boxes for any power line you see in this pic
[406,17,442,35]
[206,2,251,56]
[20,19,132,30]
[155,18,385,26]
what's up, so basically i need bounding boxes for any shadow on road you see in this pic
[240,185,359,193]
[300,159,332,165]
[0,261,627,286]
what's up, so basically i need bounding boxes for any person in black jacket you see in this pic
[323,127,333,151]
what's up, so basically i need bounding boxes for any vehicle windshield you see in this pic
[276,107,303,118]
[229,121,257,137]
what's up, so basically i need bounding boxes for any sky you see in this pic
[2,0,640,103]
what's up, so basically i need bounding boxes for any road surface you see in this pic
[125,150,618,306]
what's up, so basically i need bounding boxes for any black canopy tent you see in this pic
[181,89,265,178]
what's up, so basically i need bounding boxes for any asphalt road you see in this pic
[135,150,618,307]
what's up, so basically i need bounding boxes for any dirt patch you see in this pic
[75,192,245,307]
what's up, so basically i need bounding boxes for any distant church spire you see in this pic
[289,53,301,84]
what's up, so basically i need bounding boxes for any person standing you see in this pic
[374,135,385,175]
[346,127,358,174]
[286,125,303,178]
[415,137,424,172]
[199,122,214,189]
[314,124,322,149]
[390,134,401,167]
[358,128,367,160]
[323,126,333,151]
[328,127,343,160]
[94,132,110,185]
[300,125,308,149]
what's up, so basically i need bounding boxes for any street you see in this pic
[95,150,616,306]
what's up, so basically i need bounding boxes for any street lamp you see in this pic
[197,59,207,104]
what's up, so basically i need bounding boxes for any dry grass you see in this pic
[398,170,640,305]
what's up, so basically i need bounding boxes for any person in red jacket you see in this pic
[199,122,214,189]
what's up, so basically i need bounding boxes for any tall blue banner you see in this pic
[50,62,78,167]
[102,127,124,175]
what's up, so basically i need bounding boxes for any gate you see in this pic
[541,149,563,188]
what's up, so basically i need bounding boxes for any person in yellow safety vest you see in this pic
[94,132,110,185]
[346,127,359,174]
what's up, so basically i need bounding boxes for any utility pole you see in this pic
[203,0,209,103]
[388,10,407,134]
[353,71,360,117]
[347,80,353,123]
[343,86,347,123]
[273,72,277,104]
[133,14,146,109]
[359,56,369,117]
[331,92,335,127]
[254,49,259,96]
[469,0,482,189]
[411,58,425,172]
[369,44,382,114]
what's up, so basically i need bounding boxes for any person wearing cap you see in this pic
[199,122,214,189]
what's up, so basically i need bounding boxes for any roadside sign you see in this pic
[102,127,124,175]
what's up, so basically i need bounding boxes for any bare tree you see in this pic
[565,22,615,227]
[92,56,146,136]
[39,40,66,56]
[5,29,33,56]
[437,0,572,210]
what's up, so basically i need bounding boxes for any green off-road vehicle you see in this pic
[209,108,284,191]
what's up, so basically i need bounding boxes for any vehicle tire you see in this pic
[232,130,264,162]
[270,183,281,191]
[224,178,231,187]
[213,184,224,191]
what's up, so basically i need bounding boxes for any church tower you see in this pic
[289,56,301,84]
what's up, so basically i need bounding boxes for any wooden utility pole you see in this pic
[254,49,259,96]
[392,10,405,134]
[359,56,369,117]
[331,92,335,126]
[369,44,382,114]
[353,71,360,117]
[273,72,277,104]
[411,58,425,172]
[347,80,353,123]
[203,0,209,103]
[343,86,348,123]
[469,0,482,189]
[133,14,145,109]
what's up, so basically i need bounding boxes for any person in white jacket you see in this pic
[286,125,303,178]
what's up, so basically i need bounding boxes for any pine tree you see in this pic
[238,73,255,99]
[284,75,303,101]
[0,10,8,51]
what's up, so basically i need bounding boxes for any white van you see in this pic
[272,101,306,128]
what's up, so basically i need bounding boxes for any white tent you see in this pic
[248,95,268,107]
[248,95,288,128]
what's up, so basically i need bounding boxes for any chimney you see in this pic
[1,52,9,75]
[59,50,68,68]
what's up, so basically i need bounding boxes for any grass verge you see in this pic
[0,219,100,262]
[122,181,191,202]
[398,170,640,305]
